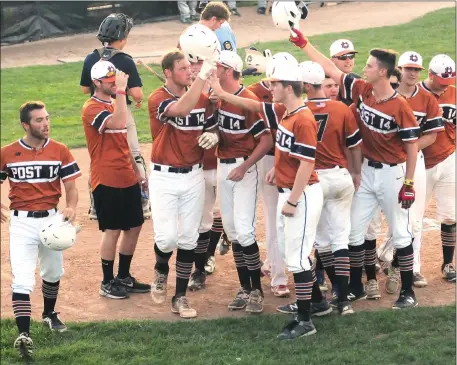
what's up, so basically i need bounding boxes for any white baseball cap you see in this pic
[330,39,357,57]
[217,50,243,72]
[91,60,116,82]
[398,51,424,69]
[264,61,302,82]
[299,61,325,85]
[429,54,456,85]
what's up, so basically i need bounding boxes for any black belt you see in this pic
[13,208,57,218]
[277,187,291,193]
[153,163,201,174]
[367,160,397,169]
[266,150,275,157]
[219,156,249,164]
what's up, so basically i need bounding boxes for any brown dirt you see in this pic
[1,2,455,323]
[1,144,455,322]
[1,2,454,69]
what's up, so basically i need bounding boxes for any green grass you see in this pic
[1,306,455,365]
[1,7,455,148]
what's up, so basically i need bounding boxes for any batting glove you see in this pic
[398,180,415,209]
[289,28,309,49]
[198,132,219,149]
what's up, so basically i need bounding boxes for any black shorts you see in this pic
[93,183,144,231]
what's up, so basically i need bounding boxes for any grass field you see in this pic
[1,8,455,148]
[1,306,455,365]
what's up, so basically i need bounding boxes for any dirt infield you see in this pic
[1,2,454,69]
[1,2,455,322]
[1,144,455,322]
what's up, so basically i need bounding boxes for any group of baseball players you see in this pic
[1,1,455,358]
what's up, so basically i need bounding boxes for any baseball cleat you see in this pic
[310,299,333,317]
[337,301,355,316]
[442,263,456,282]
[151,270,168,304]
[271,285,290,298]
[379,260,390,276]
[42,311,67,332]
[392,290,418,310]
[413,272,428,288]
[99,279,129,299]
[171,296,197,319]
[88,207,97,220]
[385,265,400,294]
[116,275,151,293]
[245,289,264,314]
[347,287,367,302]
[277,301,298,314]
[365,279,381,300]
[277,317,316,340]
[204,256,216,275]
[228,288,250,311]
[188,270,207,291]
[218,233,231,255]
[14,333,33,359]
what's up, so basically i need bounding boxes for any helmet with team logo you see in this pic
[271,2,308,33]
[244,47,272,74]
[40,219,77,251]
[265,52,298,78]
[179,24,221,63]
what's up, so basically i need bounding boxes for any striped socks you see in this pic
[397,243,414,293]
[175,248,195,297]
[334,249,350,303]
[293,270,314,321]
[42,280,60,315]
[348,245,364,291]
[441,223,456,265]
[12,292,31,334]
[242,242,262,292]
[194,231,210,272]
[233,242,251,292]
[364,239,377,281]
[207,217,224,257]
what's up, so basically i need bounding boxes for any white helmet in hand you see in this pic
[40,219,77,251]
[266,52,298,78]
[179,24,221,63]
[244,47,272,74]
[272,2,306,33]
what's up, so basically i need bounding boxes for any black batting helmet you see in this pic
[97,13,133,44]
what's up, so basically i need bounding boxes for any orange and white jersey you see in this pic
[148,85,216,167]
[306,98,361,170]
[82,96,137,190]
[202,147,217,170]
[0,139,81,211]
[273,105,319,189]
[216,86,269,159]
[419,82,456,169]
[341,74,420,164]
[247,81,273,102]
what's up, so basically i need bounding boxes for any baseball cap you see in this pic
[264,61,302,82]
[91,60,117,82]
[299,61,325,85]
[398,51,424,69]
[330,39,358,57]
[218,50,243,72]
[429,54,456,85]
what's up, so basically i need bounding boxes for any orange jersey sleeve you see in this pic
[246,81,273,102]
[340,73,371,105]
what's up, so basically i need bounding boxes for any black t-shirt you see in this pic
[80,47,143,105]
[338,72,360,106]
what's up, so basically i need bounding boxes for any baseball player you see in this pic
[302,61,362,315]
[290,29,421,309]
[420,54,456,282]
[82,61,151,300]
[322,75,340,101]
[194,1,231,32]
[80,13,151,220]
[147,50,218,318]
[211,51,272,313]
[370,52,444,292]
[1,101,82,358]
[209,61,333,331]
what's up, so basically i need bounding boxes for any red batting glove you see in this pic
[398,182,415,209]
[289,28,308,48]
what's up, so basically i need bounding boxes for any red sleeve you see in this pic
[83,103,112,134]
[344,106,362,148]
[290,114,317,163]
[262,102,286,130]
[340,73,367,104]
[60,145,82,182]
[395,99,421,143]
[422,95,445,134]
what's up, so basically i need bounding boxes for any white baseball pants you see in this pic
[425,152,455,224]
[376,151,427,272]
[259,155,287,286]
[217,158,259,247]
[9,211,64,295]
[349,159,414,250]
[199,169,220,233]
[277,184,323,273]
[315,167,354,254]
[149,164,205,252]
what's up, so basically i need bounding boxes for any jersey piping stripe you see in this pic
[263,102,279,130]
[6,161,61,167]
[250,120,268,137]
[398,127,420,141]
[421,117,445,133]
[104,129,127,134]
[157,99,177,121]
[9,176,60,183]
[291,143,316,160]
[167,121,205,131]
[218,109,246,120]
[359,101,395,120]
[346,129,362,148]
[91,110,112,133]
[60,161,81,180]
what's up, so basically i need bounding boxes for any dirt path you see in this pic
[1,144,455,323]
[1,2,453,69]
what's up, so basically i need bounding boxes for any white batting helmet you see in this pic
[40,219,77,251]
[179,23,221,63]
[266,52,298,78]
[271,2,307,33]
[299,61,325,85]
[244,47,272,74]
